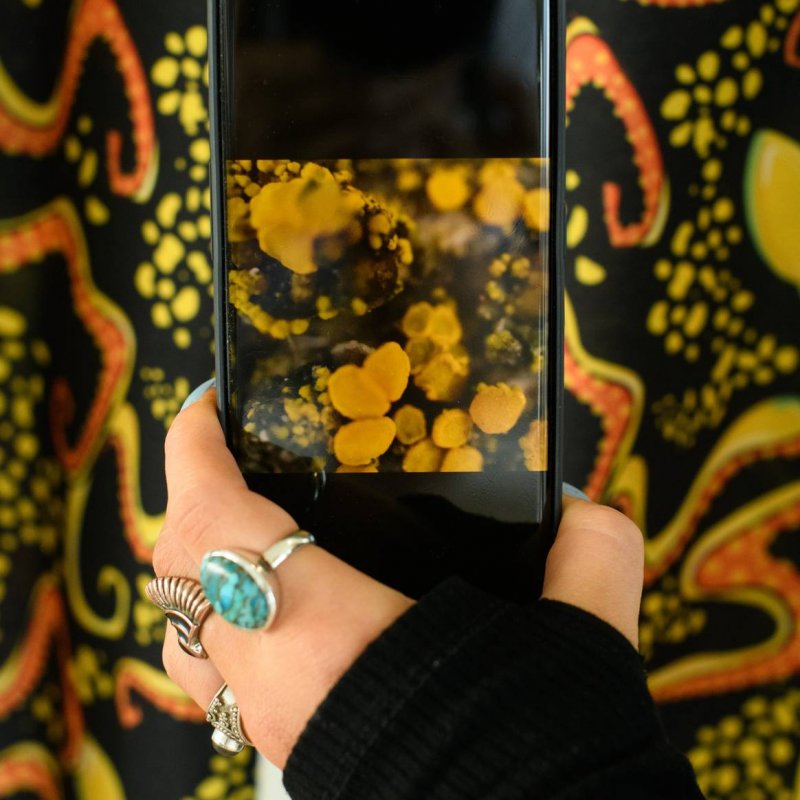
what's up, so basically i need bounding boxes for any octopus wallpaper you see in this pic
[0,0,798,798]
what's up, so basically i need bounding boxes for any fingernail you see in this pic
[181,378,215,411]
[563,482,591,502]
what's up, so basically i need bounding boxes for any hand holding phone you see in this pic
[209,0,564,600]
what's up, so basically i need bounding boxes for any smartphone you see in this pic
[209,0,564,601]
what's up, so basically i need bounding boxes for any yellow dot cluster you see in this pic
[646,2,800,447]
[689,689,800,799]
[29,683,64,744]
[132,574,166,647]
[661,5,789,159]
[185,750,254,800]
[139,366,191,429]
[639,575,706,662]
[63,114,110,226]
[141,26,213,350]
[70,645,114,706]
[648,256,798,446]
[0,307,62,560]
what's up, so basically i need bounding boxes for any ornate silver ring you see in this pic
[200,530,315,631]
[145,576,212,658]
[206,683,253,756]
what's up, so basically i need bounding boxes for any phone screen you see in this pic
[212,0,561,599]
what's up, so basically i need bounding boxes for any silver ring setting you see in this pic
[145,576,212,658]
[200,531,315,631]
[206,683,253,756]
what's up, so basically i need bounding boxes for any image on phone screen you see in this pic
[211,0,563,599]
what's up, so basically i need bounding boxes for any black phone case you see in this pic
[208,0,565,601]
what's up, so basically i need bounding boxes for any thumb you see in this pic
[541,497,644,648]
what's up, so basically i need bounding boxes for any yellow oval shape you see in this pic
[334,417,397,466]
[363,342,410,402]
[328,365,390,419]
[744,129,800,288]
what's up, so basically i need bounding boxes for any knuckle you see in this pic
[151,529,179,577]
[166,486,220,554]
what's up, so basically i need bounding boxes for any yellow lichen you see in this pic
[441,446,483,472]
[416,352,468,402]
[469,383,526,433]
[427,304,462,346]
[431,409,472,449]
[393,405,427,445]
[249,163,364,274]
[473,164,524,228]
[519,419,547,471]
[402,302,434,338]
[363,342,410,402]
[426,166,471,212]
[402,438,444,472]
[327,365,390,419]
[334,417,396,466]
[522,188,550,232]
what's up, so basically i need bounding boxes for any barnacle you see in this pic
[431,409,472,449]
[402,438,444,472]
[519,419,547,471]
[334,418,397,466]
[393,405,427,445]
[469,383,526,434]
[441,446,484,472]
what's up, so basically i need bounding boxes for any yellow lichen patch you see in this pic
[334,417,396,466]
[469,383,526,434]
[249,163,364,274]
[441,446,483,472]
[402,438,444,472]
[428,304,462,346]
[393,405,427,445]
[401,302,434,338]
[426,166,471,212]
[522,188,550,232]
[328,365,390,419]
[473,171,524,228]
[519,419,547,471]
[363,342,410,402]
[416,352,468,402]
[431,409,472,449]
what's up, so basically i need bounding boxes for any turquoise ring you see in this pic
[200,531,315,631]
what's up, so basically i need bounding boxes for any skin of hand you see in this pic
[152,388,645,769]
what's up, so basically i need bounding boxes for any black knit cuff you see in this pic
[284,578,694,800]
[284,578,508,799]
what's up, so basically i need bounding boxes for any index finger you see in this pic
[163,386,298,564]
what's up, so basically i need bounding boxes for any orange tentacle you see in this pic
[0,0,155,197]
[0,202,134,476]
[566,32,665,248]
[114,661,205,729]
[0,759,61,800]
[0,579,84,765]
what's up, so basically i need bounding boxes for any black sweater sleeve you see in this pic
[283,578,704,800]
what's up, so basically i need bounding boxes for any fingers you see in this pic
[161,625,225,711]
[163,386,298,563]
[541,496,644,647]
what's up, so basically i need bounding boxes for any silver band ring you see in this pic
[200,530,315,631]
[206,683,253,756]
[145,576,212,658]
